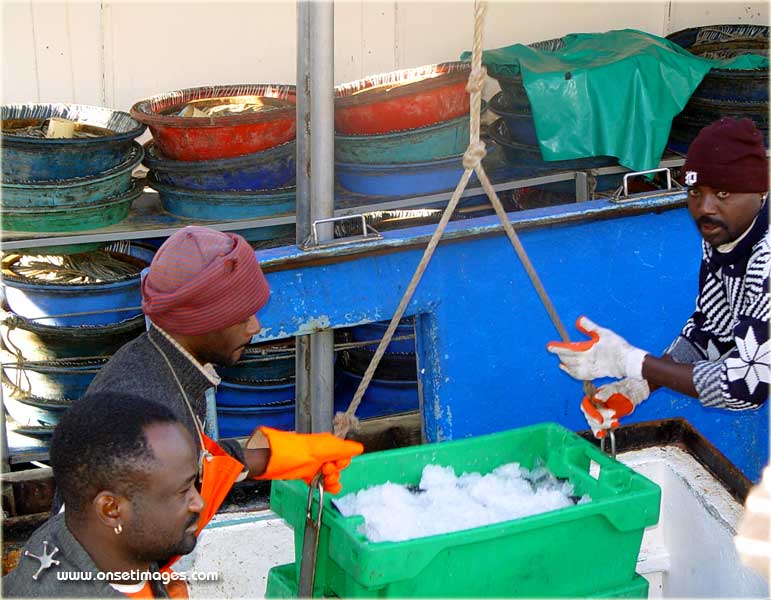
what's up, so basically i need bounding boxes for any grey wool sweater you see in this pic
[2,513,168,597]
[86,327,246,464]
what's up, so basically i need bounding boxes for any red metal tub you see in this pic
[335,62,471,135]
[130,84,296,161]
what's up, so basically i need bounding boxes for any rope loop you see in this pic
[333,411,359,439]
[463,139,487,170]
[465,65,487,94]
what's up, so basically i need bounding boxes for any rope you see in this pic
[333,0,594,438]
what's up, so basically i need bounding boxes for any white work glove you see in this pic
[580,378,651,438]
[546,316,649,380]
[735,466,771,580]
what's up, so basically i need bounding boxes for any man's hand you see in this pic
[249,427,363,494]
[580,378,650,438]
[547,316,649,380]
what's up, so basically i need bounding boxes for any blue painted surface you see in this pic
[143,140,296,191]
[149,176,295,221]
[1,244,155,326]
[335,154,477,197]
[1,103,146,182]
[2,143,143,208]
[251,194,768,481]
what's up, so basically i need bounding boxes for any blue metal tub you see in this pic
[2,103,146,182]
[2,358,106,401]
[2,178,142,233]
[7,424,55,450]
[216,378,295,408]
[217,401,295,438]
[0,313,145,360]
[148,175,296,220]
[349,318,415,354]
[3,391,70,426]
[488,118,618,173]
[488,92,538,146]
[217,340,295,384]
[2,143,143,208]
[335,113,473,165]
[143,140,296,191]
[1,243,155,326]
[336,154,475,197]
[335,368,418,419]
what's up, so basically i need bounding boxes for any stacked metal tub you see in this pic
[131,84,298,243]
[666,24,769,153]
[485,38,621,202]
[1,243,155,450]
[334,62,481,202]
[2,103,145,245]
[337,317,418,419]
[214,339,297,437]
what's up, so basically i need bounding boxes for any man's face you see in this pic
[197,315,261,366]
[121,423,204,562]
[687,185,765,247]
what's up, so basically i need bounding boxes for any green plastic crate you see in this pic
[270,423,661,598]
[265,563,650,599]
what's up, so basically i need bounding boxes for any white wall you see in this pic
[2,1,768,111]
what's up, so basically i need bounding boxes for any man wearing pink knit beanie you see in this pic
[86,227,362,546]
[548,118,769,437]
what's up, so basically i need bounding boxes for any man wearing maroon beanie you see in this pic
[85,227,361,518]
[547,118,769,438]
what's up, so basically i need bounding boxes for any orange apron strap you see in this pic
[162,435,244,572]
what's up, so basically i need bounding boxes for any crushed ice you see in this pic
[333,461,591,543]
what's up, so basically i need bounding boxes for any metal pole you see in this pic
[294,0,312,433]
[1,384,10,473]
[308,0,335,433]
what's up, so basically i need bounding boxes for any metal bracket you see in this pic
[610,167,684,204]
[299,214,383,251]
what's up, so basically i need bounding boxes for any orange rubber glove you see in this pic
[580,378,650,438]
[253,427,363,494]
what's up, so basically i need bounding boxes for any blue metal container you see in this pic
[3,178,142,233]
[1,243,155,327]
[216,378,295,408]
[143,140,296,191]
[349,318,415,354]
[488,118,618,172]
[148,175,296,220]
[335,114,472,165]
[336,368,418,419]
[217,341,295,384]
[2,358,105,401]
[3,392,69,426]
[488,92,538,146]
[336,154,474,197]
[7,424,54,450]
[2,103,146,182]
[2,143,143,208]
[217,401,295,438]
[0,314,145,360]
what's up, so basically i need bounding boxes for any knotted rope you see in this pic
[333,0,593,438]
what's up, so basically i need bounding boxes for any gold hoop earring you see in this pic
[114,524,122,535]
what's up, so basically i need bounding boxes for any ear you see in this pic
[93,491,128,530]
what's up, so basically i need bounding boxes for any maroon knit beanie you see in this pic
[142,227,270,335]
[683,117,768,193]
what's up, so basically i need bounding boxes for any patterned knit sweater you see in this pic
[666,201,770,409]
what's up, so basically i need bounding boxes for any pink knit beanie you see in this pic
[142,227,270,335]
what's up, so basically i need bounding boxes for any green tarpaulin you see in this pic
[461,29,768,171]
